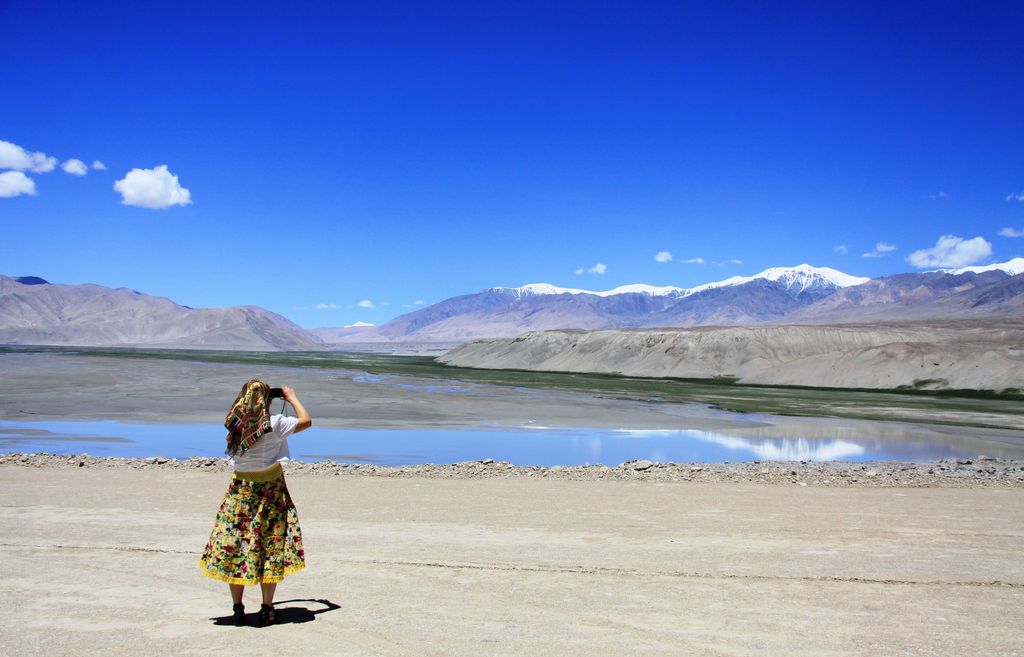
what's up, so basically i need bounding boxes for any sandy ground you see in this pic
[1,466,1022,657]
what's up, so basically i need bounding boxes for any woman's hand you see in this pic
[280,386,312,433]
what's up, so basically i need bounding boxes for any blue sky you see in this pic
[1,1,1022,328]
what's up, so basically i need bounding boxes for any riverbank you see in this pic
[439,321,1024,391]
[1,464,1021,657]
[3,351,1023,450]
[4,452,1023,488]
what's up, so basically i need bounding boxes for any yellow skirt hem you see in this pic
[199,560,305,585]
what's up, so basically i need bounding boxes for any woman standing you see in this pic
[200,380,312,627]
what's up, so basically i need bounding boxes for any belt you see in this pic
[232,462,283,483]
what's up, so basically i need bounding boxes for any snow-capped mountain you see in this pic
[496,265,867,300]
[937,257,1024,276]
[9,261,1018,350]
[316,260,1024,343]
[681,265,868,297]
[496,282,688,298]
[324,265,875,342]
[788,258,1024,323]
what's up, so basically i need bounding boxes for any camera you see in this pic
[269,387,285,399]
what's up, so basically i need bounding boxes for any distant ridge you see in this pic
[937,257,1024,276]
[491,264,868,299]
[788,267,1024,323]
[0,275,323,351]
[318,260,1024,343]
[6,259,1023,349]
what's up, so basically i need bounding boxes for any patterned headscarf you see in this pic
[224,379,272,456]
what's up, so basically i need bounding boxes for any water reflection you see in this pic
[0,419,1021,466]
[352,373,476,395]
[619,430,865,461]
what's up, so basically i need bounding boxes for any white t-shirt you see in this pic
[231,414,300,471]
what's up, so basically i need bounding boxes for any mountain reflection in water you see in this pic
[617,430,865,461]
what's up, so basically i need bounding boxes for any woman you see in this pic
[199,379,312,627]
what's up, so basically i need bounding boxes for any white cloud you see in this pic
[682,257,705,264]
[589,263,607,274]
[929,191,948,200]
[998,227,1024,238]
[62,158,88,176]
[715,259,742,266]
[1006,192,1024,202]
[91,160,107,171]
[862,242,897,258]
[357,300,375,309]
[344,321,375,328]
[574,268,584,275]
[833,245,848,255]
[113,165,191,209]
[0,171,37,198]
[906,235,993,268]
[314,303,343,310]
[654,251,672,263]
[413,299,425,305]
[0,139,57,173]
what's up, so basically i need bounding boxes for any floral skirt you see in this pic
[199,463,305,585]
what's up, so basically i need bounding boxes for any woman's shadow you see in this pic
[211,598,341,626]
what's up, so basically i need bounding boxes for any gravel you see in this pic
[2,452,1022,488]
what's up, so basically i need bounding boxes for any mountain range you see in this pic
[2,259,1023,349]
[314,260,1024,343]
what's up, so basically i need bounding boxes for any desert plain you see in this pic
[1,350,1023,656]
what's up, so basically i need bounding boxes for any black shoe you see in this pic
[257,603,276,627]
[232,603,246,627]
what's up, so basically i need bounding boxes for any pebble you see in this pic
[1,453,1021,488]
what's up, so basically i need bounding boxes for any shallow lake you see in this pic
[2,419,1021,465]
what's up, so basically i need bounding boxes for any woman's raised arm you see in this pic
[281,386,313,433]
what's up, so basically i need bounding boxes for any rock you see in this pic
[632,460,654,471]
[866,470,878,478]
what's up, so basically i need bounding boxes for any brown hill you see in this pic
[439,320,1024,391]
[0,276,322,351]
